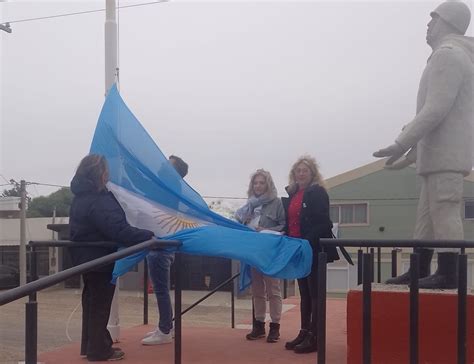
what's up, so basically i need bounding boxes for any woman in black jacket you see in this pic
[69,154,154,362]
[282,155,338,354]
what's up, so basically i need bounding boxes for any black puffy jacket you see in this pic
[69,175,154,272]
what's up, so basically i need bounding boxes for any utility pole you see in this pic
[105,0,121,343]
[19,180,27,285]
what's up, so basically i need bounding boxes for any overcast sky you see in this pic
[0,0,472,200]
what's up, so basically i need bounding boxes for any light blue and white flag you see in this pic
[90,85,312,290]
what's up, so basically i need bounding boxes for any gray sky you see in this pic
[0,0,472,200]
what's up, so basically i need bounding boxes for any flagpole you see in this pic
[105,0,121,343]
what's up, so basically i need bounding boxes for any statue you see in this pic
[373,1,473,289]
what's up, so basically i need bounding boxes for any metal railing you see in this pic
[317,238,474,364]
[142,260,241,329]
[0,239,181,364]
[1,239,247,364]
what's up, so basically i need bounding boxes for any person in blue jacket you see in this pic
[69,154,154,362]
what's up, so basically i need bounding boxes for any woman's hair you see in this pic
[288,155,326,190]
[169,155,188,178]
[247,169,278,199]
[75,154,109,192]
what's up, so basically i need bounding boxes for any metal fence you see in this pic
[317,238,474,364]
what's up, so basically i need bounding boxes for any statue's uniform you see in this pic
[396,34,473,251]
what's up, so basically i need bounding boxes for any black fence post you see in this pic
[231,275,235,329]
[457,252,467,364]
[317,252,327,364]
[362,253,372,364]
[377,247,382,283]
[370,248,375,283]
[174,252,182,364]
[30,246,38,300]
[283,279,288,299]
[25,245,38,364]
[391,249,397,278]
[409,253,419,364]
[143,258,149,325]
[25,300,38,364]
[357,249,363,285]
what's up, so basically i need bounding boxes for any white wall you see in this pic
[0,217,69,246]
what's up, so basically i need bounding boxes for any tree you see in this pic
[1,179,21,197]
[1,179,32,206]
[28,187,73,217]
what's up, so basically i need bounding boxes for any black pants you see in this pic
[297,255,318,334]
[81,271,116,360]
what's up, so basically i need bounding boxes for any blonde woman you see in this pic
[282,156,339,354]
[235,169,285,343]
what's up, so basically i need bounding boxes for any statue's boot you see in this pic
[385,248,433,285]
[418,252,459,289]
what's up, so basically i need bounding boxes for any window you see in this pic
[330,203,368,225]
[465,200,474,219]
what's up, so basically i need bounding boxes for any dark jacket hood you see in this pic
[70,175,100,196]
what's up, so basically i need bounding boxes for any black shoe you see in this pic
[82,347,121,358]
[87,349,125,362]
[285,329,308,350]
[294,331,317,353]
[386,248,433,285]
[246,320,265,340]
[266,322,280,343]
[418,252,459,289]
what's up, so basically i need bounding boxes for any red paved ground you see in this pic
[39,297,347,364]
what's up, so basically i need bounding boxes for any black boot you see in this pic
[418,252,459,289]
[266,322,280,343]
[246,320,265,340]
[386,248,433,285]
[284,329,308,350]
[294,331,317,353]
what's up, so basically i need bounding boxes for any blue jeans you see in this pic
[147,250,174,334]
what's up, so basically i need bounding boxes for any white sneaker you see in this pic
[144,327,175,339]
[141,329,173,345]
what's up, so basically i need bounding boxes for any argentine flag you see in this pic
[90,85,312,290]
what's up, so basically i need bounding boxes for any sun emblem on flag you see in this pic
[153,211,201,234]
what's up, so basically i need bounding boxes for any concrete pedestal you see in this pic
[347,284,474,364]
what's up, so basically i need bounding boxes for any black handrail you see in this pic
[0,238,181,364]
[318,238,474,364]
[28,240,119,248]
[321,239,474,248]
[0,239,181,306]
[15,239,240,364]
[179,272,240,318]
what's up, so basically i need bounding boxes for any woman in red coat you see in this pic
[282,155,338,354]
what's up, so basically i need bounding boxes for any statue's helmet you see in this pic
[431,1,471,35]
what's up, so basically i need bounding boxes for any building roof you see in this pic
[326,159,474,189]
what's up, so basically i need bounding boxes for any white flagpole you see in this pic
[105,0,120,343]
[105,0,118,96]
